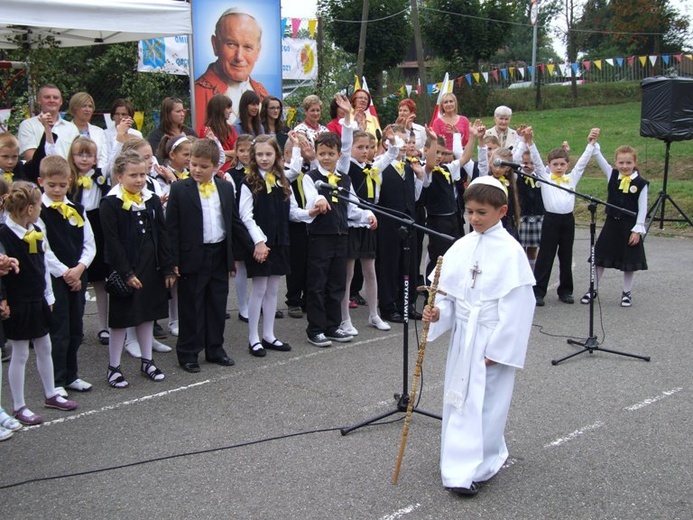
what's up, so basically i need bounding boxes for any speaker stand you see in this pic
[647,140,693,232]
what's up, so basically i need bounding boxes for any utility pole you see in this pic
[410,0,430,121]
[356,0,370,80]
[316,15,324,99]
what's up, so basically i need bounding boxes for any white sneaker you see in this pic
[368,315,392,331]
[340,319,359,336]
[54,386,68,398]
[66,379,93,392]
[168,320,179,337]
[124,338,142,358]
[152,338,172,353]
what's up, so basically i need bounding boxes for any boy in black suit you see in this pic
[166,139,250,373]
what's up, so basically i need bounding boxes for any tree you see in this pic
[318,0,412,97]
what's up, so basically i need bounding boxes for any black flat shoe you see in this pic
[180,362,201,373]
[262,338,291,352]
[447,482,480,497]
[249,342,266,357]
[382,311,404,323]
[238,313,249,323]
[205,356,235,366]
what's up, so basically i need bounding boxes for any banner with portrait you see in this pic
[282,38,318,81]
[191,0,282,129]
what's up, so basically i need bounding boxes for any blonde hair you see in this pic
[68,92,95,117]
[0,133,19,151]
[4,181,41,217]
[40,155,70,180]
[114,150,146,177]
[615,145,637,163]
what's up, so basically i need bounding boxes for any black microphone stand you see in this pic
[512,167,651,365]
[316,186,455,435]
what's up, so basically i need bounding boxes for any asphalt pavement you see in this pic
[0,226,691,520]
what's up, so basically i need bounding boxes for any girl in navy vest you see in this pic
[67,136,111,346]
[1,182,78,426]
[582,142,648,307]
[239,135,317,357]
[100,151,176,388]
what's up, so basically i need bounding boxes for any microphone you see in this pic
[314,180,344,192]
[493,158,523,169]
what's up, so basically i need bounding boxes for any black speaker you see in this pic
[640,76,693,141]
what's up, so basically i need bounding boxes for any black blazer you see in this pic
[166,176,252,274]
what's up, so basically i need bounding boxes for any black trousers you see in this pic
[425,214,460,279]
[305,234,347,336]
[376,220,417,314]
[50,275,86,387]
[285,222,308,308]
[176,242,229,364]
[533,212,575,298]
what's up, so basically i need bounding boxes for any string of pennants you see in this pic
[407,53,693,94]
[281,18,319,39]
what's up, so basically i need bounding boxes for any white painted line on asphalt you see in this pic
[378,503,421,520]
[20,380,212,432]
[19,334,403,432]
[544,421,605,448]
[624,387,683,411]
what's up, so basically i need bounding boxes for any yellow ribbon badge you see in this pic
[50,202,85,227]
[362,167,381,198]
[618,174,632,194]
[432,166,451,184]
[295,172,306,208]
[198,181,217,199]
[77,175,93,190]
[23,229,44,254]
[265,172,277,194]
[524,176,536,188]
[327,173,340,202]
[121,189,143,210]
[175,170,189,180]
[394,161,405,177]
[2,171,14,183]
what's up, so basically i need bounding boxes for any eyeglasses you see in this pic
[77,153,95,159]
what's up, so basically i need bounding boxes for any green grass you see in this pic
[479,102,693,227]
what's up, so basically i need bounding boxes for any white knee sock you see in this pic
[235,261,249,317]
[135,321,154,360]
[623,271,634,293]
[362,259,379,319]
[262,276,281,342]
[33,334,57,398]
[341,259,355,322]
[109,328,127,367]
[248,276,268,345]
[8,340,30,410]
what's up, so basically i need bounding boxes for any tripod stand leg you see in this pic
[340,408,401,435]
[663,194,693,227]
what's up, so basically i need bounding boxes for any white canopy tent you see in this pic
[0,0,191,49]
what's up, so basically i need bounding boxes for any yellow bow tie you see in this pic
[495,176,509,187]
[198,181,216,198]
[295,172,306,208]
[394,161,405,176]
[23,229,44,254]
[77,175,93,189]
[551,173,569,185]
[175,170,189,180]
[326,173,340,202]
[50,202,85,227]
[524,175,536,188]
[408,157,420,164]
[618,174,632,193]
[362,167,381,198]
[2,171,13,183]
[432,166,451,184]
[265,172,277,193]
[121,189,143,210]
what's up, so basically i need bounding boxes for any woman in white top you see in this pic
[68,92,108,169]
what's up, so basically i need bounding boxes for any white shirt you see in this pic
[198,181,225,244]
[76,169,109,211]
[534,143,596,214]
[18,116,79,159]
[39,193,96,277]
[5,216,55,305]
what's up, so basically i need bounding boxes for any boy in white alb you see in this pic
[424,176,535,497]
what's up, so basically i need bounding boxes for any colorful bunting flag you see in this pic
[291,18,302,38]
[308,19,317,38]
[648,55,657,66]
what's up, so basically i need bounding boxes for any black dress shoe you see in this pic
[447,482,480,497]
[409,308,423,320]
[559,294,575,304]
[249,342,266,357]
[382,311,404,323]
[180,362,201,373]
[238,313,249,323]
[205,356,235,366]
[535,296,545,307]
[262,338,291,351]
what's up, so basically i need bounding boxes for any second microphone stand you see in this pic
[512,167,650,365]
[316,187,455,435]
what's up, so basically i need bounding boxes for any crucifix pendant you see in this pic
[470,261,482,288]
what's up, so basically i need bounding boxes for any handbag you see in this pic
[105,270,134,298]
